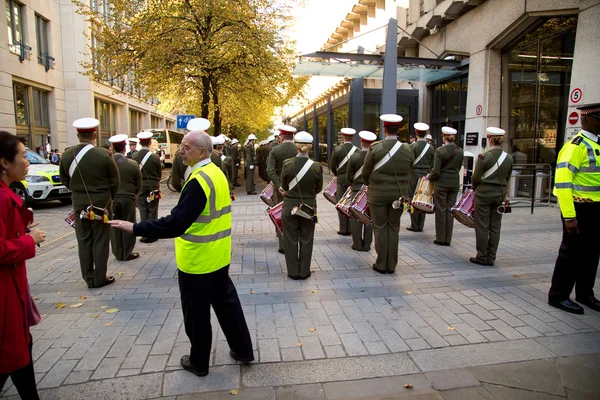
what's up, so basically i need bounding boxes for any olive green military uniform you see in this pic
[245,144,256,193]
[133,148,162,236]
[111,154,142,260]
[346,148,372,251]
[362,138,414,272]
[220,153,234,193]
[267,140,297,252]
[211,149,223,169]
[230,145,240,186]
[472,148,513,265]
[331,141,359,234]
[170,149,187,193]
[257,144,266,182]
[59,144,119,288]
[408,139,435,232]
[281,156,324,278]
[428,143,464,245]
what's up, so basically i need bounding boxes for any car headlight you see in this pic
[25,175,50,183]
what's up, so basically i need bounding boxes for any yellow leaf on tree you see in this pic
[229,389,239,395]
[69,303,84,308]
[105,308,119,314]
[56,302,67,309]
[105,321,113,327]
[308,328,316,332]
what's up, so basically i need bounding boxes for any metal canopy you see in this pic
[293,51,463,83]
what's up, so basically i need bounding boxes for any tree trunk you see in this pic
[211,79,221,136]
[201,75,211,119]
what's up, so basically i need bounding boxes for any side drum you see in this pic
[266,201,284,236]
[411,176,435,214]
[335,187,354,219]
[350,185,371,226]
[323,176,337,205]
[260,182,275,207]
[451,189,475,228]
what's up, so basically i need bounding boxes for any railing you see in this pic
[11,41,32,62]
[507,163,554,212]
[39,52,55,71]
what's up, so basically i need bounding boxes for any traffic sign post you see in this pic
[568,112,579,125]
[475,105,482,116]
[570,87,583,105]
[177,115,196,129]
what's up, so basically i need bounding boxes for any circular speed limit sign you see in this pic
[570,88,582,104]
[475,105,483,116]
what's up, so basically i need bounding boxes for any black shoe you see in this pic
[548,299,584,314]
[140,237,149,243]
[124,252,140,261]
[575,296,600,312]
[144,237,158,244]
[433,240,450,246]
[278,249,285,254]
[469,257,489,266]
[406,227,421,232]
[387,270,395,274]
[247,191,257,195]
[372,265,387,275]
[180,355,208,376]
[229,350,254,364]
[288,275,301,280]
[337,231,351,236]
[93,276,115,289]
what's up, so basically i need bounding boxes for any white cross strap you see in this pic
[482,151,508,180]
[288,159,314,191]
[139,151,153,170]
[413,143,431,166]
[68,144,94,178]
[338,146,357,170]
[373,141,402,172]
[354,166,363,181]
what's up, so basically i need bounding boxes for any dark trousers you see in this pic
[137,187,159,225]
[0,335,40,400]
[369,202,402,272]
[245,167,255,193]
[433,186,459,244]
[282,204,315,278]
[351,190,372,251]
[178,266,253,373]
[335,182,351,234]
[474,195,503,264]
[231,163,239,185]
[75,205,112,287]
[111,196,137,260]
[409,173,427,231]
[549,202,600,302]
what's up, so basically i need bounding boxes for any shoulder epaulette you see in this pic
[369,141,382,150]
[478,153,484,159]
[571,136,583,145]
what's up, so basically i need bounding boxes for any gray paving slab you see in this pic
[177,387,275,400]
[163,366,240,396]
[425,369,480,391]
[274,383,326,400]
[482,383,565,400]
[242,353,419,387]
[439,387,495,400]
[323,374,433,400]
[556,353,600,394]
[536,332,600,356]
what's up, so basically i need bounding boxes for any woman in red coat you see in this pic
[0,131,46,399]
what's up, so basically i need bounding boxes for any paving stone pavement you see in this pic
[2,171,600,399]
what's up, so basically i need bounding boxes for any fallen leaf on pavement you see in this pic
[448,326,455,331]
[404,384,413,389]
[56,302,67,309]
[56,291,62,294]
[117,272,125,276]
[258,266,264,270]
[63,270,71,273]
[405,291,412,295]
[91,314,100,318]
[105,308,119,314]
[68,246,75,249]
[57,258,63,261]
[296,342,302,347]
[514,274,520,277]
[69,303,84,308]
[41,314,47,319]
[308,328,316,332]
[33,297,40,301]
[311,290,318,293]
[229,389,238,395]
[46,268,53,271]
[105,321,113,327]
[79,296,87,300]
[311,269,316,273]
[101,306,108,309]
[250,290,256,294]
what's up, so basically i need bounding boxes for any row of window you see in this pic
[6,0,52,68]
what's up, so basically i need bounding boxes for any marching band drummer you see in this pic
[346,130,377,252]
[267,125,298,254]
[470,127,513,266]
[279,131,323,280]
[330,128,358,236]
[362,114,414,274]
[428,127,464,246]
[407,122,435,233]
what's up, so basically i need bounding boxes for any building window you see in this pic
[13,82,51,149]
[95,99,116,145]
[91,23,101,75]
[430,74,468,147]
[32,89,49,128]
[14,83,29,127]
[35,14,49,66]
[6,0,24,55]
[151,115,161,129]
[166,119,174,130]
[129,109,145,136]
[90,0,99,12]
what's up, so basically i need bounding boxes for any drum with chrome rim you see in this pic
[266,201,284,236]
[260,182,275,207]
[451,189,475,228]
[411,176,435,214]
[335,186,354,219]
[350,185,371,226]
[323,176,337,205]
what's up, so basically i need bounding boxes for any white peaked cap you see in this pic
[425,134,433,140]
[340,128,356,135]
[359,131,377,142]
[279,125,297,134]
[108,134,128,144]
[486,127,505,136]
[441,126,457,135]
[294,131,313,144]
[73,117,99,131]
[268,135,274,142]
[137,131,154,140]
[186,118,210,132]
[379,114,403,125]
[231,139,239,144]
[414,122,430,131]
[247,133,257,140]
[274,131,280,136]
[212,135,225,145]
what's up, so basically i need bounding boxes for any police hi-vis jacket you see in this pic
[554,130,600,219]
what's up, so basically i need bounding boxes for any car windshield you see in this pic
[26,149,50,164]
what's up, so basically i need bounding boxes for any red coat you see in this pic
[0,180,36,374]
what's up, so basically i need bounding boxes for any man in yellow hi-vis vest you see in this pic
[549,102,600,315]
[109,129,254,376]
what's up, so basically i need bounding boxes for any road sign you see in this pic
[570,87,583,104]
[568,111,579,125]
[177,115,196,129]
[475,105,482,116]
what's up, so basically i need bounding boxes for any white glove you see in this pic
[249,165,254,170]
[236,163,240,167]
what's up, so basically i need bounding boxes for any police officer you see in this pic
[331,128,358,235]
[109,134,142,261]
[407,122,435,232]
[59,118,119,288]
[230,139,241,187]
[127,138,139,158]
[549,103,600,314]
[362,114,414,274]
[245,134,257,194]
[428,127,463,246]
[280,131,323,279]
[346,130,376,251]
[133,131,162,243]
[470,127,513,266]
[267,125,297,254]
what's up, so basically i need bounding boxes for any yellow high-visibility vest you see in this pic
[554,131,600,218]
[175,162,232,274]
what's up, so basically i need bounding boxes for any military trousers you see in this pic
[473,195,503,264]
[231,162,239,185]
[350,190,372,251]
[178,266,253,373]
[282,204,315,278]
[137,186,159,223]
[274,190,284,251]
[111,196,137,261]
[245,166,255,193]
[335,182,351,234]
[368,202,402,272]
[74,204,112,288]
[408,173,427,231]
[549,202,600,302]
[433,186,459,244]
